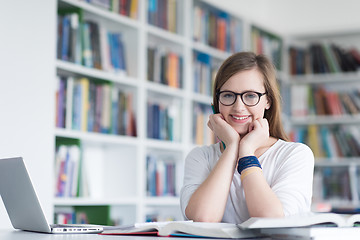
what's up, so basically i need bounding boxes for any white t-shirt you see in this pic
[180,139,314,223]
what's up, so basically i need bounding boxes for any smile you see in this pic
[231,115,249,120]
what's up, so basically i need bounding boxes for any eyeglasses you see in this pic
[217,90,267,107]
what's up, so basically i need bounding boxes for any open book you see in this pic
[239,212,360,239]
[239,212,360,229]
[101,221,261,238]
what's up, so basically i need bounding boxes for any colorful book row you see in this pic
[147,100,181,141]
[193,0,243,53]
[57,9,127,73]
[193,103,216,146]
[148,0,178,33]
[55,209,88,224]
[290,125,360,158]
[147,46,183,88]
[82,0,138,19]
[251,26,282,70]
[54,138,82,198]
[192,51,220,96]
[56,76,137,136]
[54,205,112,225]
[289,43,360,75]
[313,167,352,205]
[291,85,360,117]
[146,154,177,197]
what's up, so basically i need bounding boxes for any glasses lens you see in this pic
[219,91,236,105]
[242,92,259,106]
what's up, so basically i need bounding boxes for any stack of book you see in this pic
[146,154,177,197]
[54,141,82,198]
[289,43,360,75]
[148,0,177,33]
[251,26,282,70]
[147,46,183,88]
[193,0,243,53]
[147,100,181,142]
[55,76,137,136]
[193,103,215,145]
[192,51,220,96]
[290,125,360,158]
[291,85,360,117]
[313,167,352,205]
[57,9,127,74]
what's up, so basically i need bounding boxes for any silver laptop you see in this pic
[0,157,103,234]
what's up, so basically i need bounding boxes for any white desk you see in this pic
[0,230,273,240]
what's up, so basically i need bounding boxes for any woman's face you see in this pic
[218,68,270,137]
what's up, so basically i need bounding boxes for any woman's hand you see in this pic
[238,118,270,157]
[207,113,240,148]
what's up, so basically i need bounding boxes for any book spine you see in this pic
[146,154,177,197]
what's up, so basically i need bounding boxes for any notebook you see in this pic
[0,156,103,234]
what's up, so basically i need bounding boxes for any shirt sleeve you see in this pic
[180,146,213,220]
[271,143,315,216]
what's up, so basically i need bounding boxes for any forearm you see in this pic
[185,144,238,222]
[242,170,284,217]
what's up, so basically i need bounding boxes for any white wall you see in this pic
[0,0,56,229]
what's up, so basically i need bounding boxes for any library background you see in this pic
[1,0,360,227]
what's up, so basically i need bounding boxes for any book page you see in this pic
[239,212,348,229]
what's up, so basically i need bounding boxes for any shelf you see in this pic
[145,81,184,97]
[59,0,139,29]
[145,196,180,206]
[315,158,360,167]
[191,92,212,105]
[54,197,139,206]
[145,139,185,152]
[55,128,138,146]
[289,71,360,84]
[290,114,360,125]
[56,60,138,87]
[192,41,230,60]
[146,24,186,45]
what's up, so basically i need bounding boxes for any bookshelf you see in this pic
[53,0,250,224]
[7,0,357,228]
[7,0,356,227]
[286,32,360,212]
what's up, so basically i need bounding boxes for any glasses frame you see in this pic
[216,90,267,107]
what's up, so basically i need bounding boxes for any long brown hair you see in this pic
[212,52,289,141]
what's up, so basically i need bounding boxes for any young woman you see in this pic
[180,52,314,223]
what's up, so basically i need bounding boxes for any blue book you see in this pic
[152,104,160,139]
[146,155,157,196]
[159,107,165,140]
[61,15,70,61]
[147,102,153,138]
[320,126,332,158]
[82,23,93,68]
[112,33,120,70]
[57,77,66,128]
[72,82,82,130]
[117,34,127,72]
[148,0,157,25]
[111,88,118,135]
[87,82,96,132]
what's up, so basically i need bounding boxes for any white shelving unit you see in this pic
[286,32,360,211]
[54,0,248,224]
